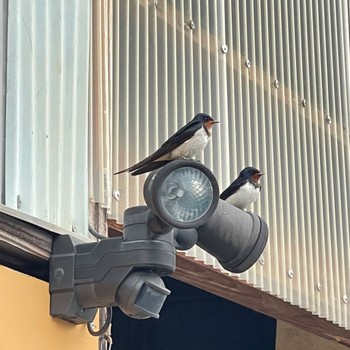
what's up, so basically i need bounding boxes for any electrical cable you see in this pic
[86,227,113,339]
[88,224,108,240]
[87,307,113,337]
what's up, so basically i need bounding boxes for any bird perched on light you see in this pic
[114,113,219,176]
[220,167,264,210]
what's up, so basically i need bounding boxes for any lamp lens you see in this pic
[160,166,214,223]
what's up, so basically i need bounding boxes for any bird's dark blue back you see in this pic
[220,167,259,200]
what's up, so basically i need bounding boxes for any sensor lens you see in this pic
[159,166,214,223]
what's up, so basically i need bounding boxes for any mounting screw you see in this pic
[343,295,348,303]
[288,269,294,278]
[325,115,332,124]
[189,20,195,29]
[274,79,279,89]
[113,190,120,201]
[258,255,265,265]
[221,44,228,54]
[17,195,22,209]
[302,99,307,108]
[55,268,64,278]
[317,283,322,292]
[245,58,251,68]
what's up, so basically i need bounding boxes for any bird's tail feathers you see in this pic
[114,167,131,175]
[131,160,172,176]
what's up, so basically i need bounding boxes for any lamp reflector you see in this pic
[160,167,214,223]
[144,160,219,229]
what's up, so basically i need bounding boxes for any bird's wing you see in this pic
[220,177,248,200]
[130,160,172,176]
[114,119,202,175]
[159,119,202,149]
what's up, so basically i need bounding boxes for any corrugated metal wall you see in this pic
[5,0,91,236]
[111,0,350,329]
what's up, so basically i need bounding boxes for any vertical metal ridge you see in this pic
[318,0,336,322]
[337,0,350,329]
[243,1,257,285]
[327,0,344,325]
[89,0,113,222]
[260,0,279,295]
[310,0,328,319]
[303,0,321,316]
[112,0,120,219]
[280,0,299,306]
[128,0,141,208]
[253,0,270,291]
[270,0,287,299]
[295,0,313,311]
[0,0,7,204]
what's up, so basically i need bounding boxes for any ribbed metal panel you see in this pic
[112,0,350,329]
[0,0,7,204]
[5,0,91,236]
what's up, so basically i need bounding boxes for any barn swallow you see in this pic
[220,167,264,210]
[114,113,219,176]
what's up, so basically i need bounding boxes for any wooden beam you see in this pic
[173,253,350,348]
[0,204,91,281]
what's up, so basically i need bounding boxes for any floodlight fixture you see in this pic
[49,160,268,326]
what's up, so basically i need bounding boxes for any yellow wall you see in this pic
[0,266,98,350]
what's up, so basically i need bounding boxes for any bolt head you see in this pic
[113,190,120,201]
[245,58,251,68]
[302,99,307,108]
[221,44,228,54]
[317,283,322,291]
[189,20,195,29]
[343,295,348,303]
[55,268,64,278]
[274,79,279,89]
[258,255,265,265]
[17,195,22,209]
[325,115,332,124]
[288,269,294,278]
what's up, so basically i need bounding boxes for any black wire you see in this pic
[87,307,113,337]
[88,224,108,240]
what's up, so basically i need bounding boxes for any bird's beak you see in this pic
[211,120,220,125]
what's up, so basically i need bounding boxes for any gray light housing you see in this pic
[196,199,268,273]
[49,206,176,324]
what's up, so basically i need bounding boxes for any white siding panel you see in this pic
[5,0,90,236]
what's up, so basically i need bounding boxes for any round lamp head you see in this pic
[144,160,219,229]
